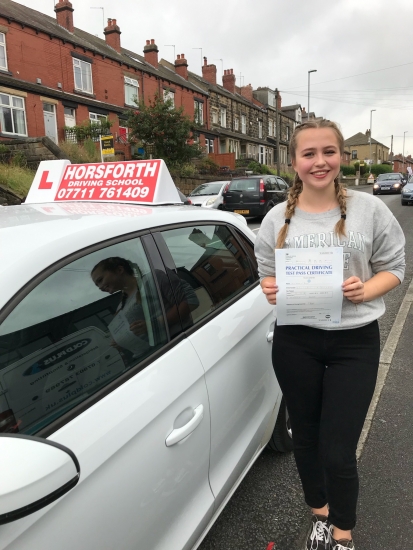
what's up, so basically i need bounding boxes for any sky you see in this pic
[14,0,413,157]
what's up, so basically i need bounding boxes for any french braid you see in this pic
[275,119,347,249]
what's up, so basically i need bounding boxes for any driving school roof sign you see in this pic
[25,159,182,205]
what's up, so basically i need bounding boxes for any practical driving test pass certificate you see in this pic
[275,247,344,326]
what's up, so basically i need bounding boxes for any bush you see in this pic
[178,163,197,178]
[59,140,101,164]
[341,164,356,176]
[280,172,294,185]
[198,156,219,174]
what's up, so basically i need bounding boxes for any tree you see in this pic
[126,94,203,166]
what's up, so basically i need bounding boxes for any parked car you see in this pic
[401,181,413,205]
[0,160,292,550]
[222,175,289,217]
[188,180,230,209]
[373,173,404,195]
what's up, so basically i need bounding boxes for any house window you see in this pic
[258,121,263,139]
[351,150,357,159]
[234,117,239,131]
[268,121,273,136]
[194,100,203,125]
[64,107,76,128]
[212,110,218,125]
[286,125,290,140]
[124,77,139,106]
[220,108,226,128]
[89,112,107,141]
[163,89,175,107]
[205,138,214,154]
[0,93,27,136]
[241,114,246,134]
[0,32,8,71]
[73,58,93,94]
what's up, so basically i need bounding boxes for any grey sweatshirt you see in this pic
[254,190,406,329]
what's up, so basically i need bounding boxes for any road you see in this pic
[199,186,413,550]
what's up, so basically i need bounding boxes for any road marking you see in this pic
[357,277,413,458]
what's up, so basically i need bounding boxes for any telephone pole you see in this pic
[275,88,280,176]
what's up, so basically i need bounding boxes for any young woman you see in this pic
[255,120,405,550]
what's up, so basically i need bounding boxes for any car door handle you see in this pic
[267,321,275,342]
[165,405,204,447]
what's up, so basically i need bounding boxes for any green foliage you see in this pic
[0,164,35,197]
[10,151,27,168]
[64,119,112,143]
[0,143,8,154]
[59,140,101,164]
[178,163,197,177]
[126,94,203,166]
[280,172,294,185]
[341,164,356,176]
[197,156,219,174]
[369,164,392,176]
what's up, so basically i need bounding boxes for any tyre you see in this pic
[267,397,293,453]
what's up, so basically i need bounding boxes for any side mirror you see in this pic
[0,434,80,525]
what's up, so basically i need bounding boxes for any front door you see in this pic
[43,103,58,144]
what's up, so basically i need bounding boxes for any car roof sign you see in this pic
[25,159,182,205]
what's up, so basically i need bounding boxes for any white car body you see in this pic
[0,201,284,550]
[188,181,230,209]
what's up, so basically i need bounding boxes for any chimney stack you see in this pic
[54,0,74,33]
[175,54,188,80]
[202,57,217,85]
[276,92,282,110]
[143,39,159,68]
[104,18,121,53]
[240,83,253,102]
[222,69,236,94]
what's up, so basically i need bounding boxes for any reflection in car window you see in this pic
[0,238,168,435]
[161,225,256,324]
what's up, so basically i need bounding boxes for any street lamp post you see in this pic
[369,109,376,173]
[403,131,408,173]
[308,70,317,120]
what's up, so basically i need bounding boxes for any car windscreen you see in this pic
[229,179,258,192]
[190,183,224,196]
[404,184,413,191]
[377,174,400,181]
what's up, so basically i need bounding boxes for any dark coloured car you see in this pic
[222,175,289,217]
[373,173,403,195]
[401,182,413,205]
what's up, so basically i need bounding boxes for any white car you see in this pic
[0,159,292,550]
[188,181,230,209]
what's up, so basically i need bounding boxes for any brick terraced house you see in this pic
[0,0,208,157]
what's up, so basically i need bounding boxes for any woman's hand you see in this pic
[129,320,147,336]
[261,276,278,305]
[342,276,364,304]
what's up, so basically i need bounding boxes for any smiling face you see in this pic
[291,127,341,191]
[91,265,125,294]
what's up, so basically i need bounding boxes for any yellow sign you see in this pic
[100,135,115,157]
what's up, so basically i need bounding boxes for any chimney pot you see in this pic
[54,0,74,33]
[223,68,236,94]
[202,60,217,85]
[175,53,188,80]
[144,38,159,68]
[104,17,121,52]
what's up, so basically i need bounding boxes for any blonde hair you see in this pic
[276,119,347,249]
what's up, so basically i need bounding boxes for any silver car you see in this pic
[188,180,230,208]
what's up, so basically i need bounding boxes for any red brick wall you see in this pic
[0,16,208,148]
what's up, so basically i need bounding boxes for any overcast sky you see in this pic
[15,0,413,157]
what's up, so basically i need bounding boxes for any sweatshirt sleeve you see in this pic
[370,209,405,283]
[254,215,277,280]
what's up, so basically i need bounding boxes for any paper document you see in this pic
[275,247,344,326]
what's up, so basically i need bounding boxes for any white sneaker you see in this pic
[305,514,332,550]
[331,539,355,550]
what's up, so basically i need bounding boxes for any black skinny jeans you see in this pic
[272,321,380,531]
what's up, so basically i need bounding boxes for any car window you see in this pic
[0,238,169,436]
[266,177,276,190]
[190,183,223,196]
[160,225,256,324]
[229,179,258,192]
[276,178,288,190]
[377,174,400,181]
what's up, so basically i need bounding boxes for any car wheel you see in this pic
[267,397,293,453]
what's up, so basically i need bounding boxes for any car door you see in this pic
[0,234,213,550]
[157,223,280,509]
[276,177,289,202]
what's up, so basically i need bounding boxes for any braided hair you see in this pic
[275,119,347,249]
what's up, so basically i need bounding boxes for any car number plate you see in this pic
[234,209,249,214]
[382,186,390,190]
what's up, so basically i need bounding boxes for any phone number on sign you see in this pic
[56,186,150,201]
